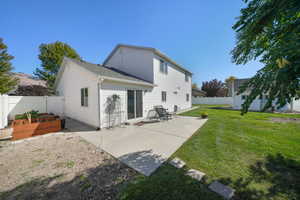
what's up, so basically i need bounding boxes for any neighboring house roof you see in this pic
[233,78,250,93]
[8,73,49,96]
[12,73,47,87]
[54,57,155,89]
[192,88,206,97]
[103,44,193,75]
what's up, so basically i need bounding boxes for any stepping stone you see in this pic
[169,157,186,168]
[209,181,235,199]
[186,169,205,181]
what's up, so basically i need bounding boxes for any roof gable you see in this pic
[103,44,192,75]
[54,57,154,89]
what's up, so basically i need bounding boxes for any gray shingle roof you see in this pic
[11,72,46,87]
[66,58,152,84]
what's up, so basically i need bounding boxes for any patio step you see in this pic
[169,157,186,168]
[209,181,235,199]
[185,169,206,181]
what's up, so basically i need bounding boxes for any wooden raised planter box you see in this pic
[12,116,61,141]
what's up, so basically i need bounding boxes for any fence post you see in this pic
[0,94,9,129]
[0,94,2,129]
[45,96,48,113]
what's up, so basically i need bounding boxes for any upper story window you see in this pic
[185,73,189,82]
[81,88,88,107]
[186,94,190,102]
[161,91,167,102]
[160,59,168,74]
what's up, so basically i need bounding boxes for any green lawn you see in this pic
[119,105,300,200]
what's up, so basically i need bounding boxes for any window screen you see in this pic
[162,91,167,102]
[185,73,189,82]
[81,88,88,107]
[160,60,168,74]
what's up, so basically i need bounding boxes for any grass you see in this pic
[118,164,222,200]
[177,105,300,178]
[120,105,300,200]
[54,160,75,169]
[78,175,92,192]
[31,159,44,168]
[65,161,75,168]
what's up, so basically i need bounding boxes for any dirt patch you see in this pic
[0,134,138,200]
[270,117,300,123]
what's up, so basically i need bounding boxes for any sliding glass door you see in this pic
[127,90,143,119]
[136,90,143,118]
[127,90,135,119]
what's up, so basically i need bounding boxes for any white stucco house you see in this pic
[232,78,300,112]
[54,44,192,128]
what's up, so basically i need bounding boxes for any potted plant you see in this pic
[201,112,208,119]
[25,112,32,124]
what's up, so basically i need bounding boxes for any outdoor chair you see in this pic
[154,105,172,120]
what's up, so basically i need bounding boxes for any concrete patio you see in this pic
[66,116,207,176]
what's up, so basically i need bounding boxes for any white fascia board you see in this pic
[99,76,156,87]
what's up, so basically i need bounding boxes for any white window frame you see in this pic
[160,59,168,74]
[186,93,190,102]
[127,90,143,119]
[185,73,189,82]
[81,87,88,107]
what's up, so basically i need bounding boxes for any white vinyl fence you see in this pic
[0,95,64,129]
[192,97,233,105]
[292,99,300,112]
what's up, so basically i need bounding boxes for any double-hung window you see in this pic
[185,73,189,82]
[160,60,168,74]
[81,88,88,107]
[186,94,190,102]
[162,91,167,102]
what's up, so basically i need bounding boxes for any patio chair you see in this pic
[154,105,172,120]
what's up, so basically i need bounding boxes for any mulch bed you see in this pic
[0,134,138,200]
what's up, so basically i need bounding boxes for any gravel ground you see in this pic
[0,134,138,200]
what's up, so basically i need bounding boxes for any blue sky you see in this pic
[1,0,262,86]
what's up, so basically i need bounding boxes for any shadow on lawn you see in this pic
[0,161,138,200]
[218,154,300,200]
[118,164,223,200]
[1,152,299,200]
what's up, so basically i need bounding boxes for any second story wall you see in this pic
[105,47,154,83]
[152,54,192,111]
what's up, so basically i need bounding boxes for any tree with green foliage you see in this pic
[232,0,300,114]
[0,38,18,94]
[34,41,81,89]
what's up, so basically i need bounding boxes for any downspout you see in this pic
[45,96,48,113]
[97,76,104,130]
